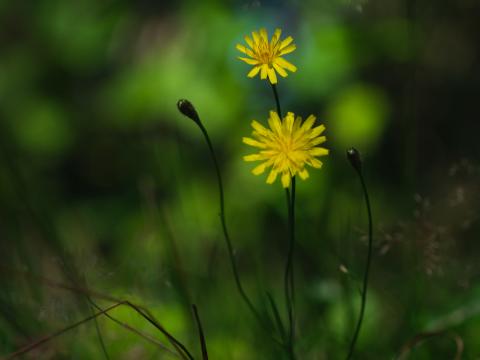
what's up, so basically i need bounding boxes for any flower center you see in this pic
[257,40,276,65]
[278,136,295,156]
[260,51,271,64]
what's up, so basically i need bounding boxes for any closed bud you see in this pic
[346,147,362,173]
[177,99,200,124]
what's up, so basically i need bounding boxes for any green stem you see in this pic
[285,177,296,359]
[266,292,287,344]
[89,301,110,359]
[271,83,282,117]
[195,120,265,329]
[270,82,296,359]
[7,301,193,360]
[192,304,208,360]
[346,168,373,360]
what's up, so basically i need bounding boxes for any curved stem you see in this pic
[192,304,208,360]
[346,170,373,360]
[87,299,178,356]
[195,120,265,329]
[6,301,193,360]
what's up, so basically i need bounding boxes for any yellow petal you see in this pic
[284,112,295,132]
[310,136,327,146]
[236,44,248,54]
[275,57,297,72]
[293,116,302,132]
[247,66,261,78]
[260,28,268,43]
[281,172,291,188]
[309,147,329,156]
[243,137,267,148]
[252,162,268,175]
[236,45,255,58]
[252,31,260,45]
[251,120,269,136]
[243,154,262,161]
[268,111,282,134]
[311,136,326,146]
[271,28,282,46]
[298,168,309,180]
[309,124,326,138]
[244,35,254,48]
[272,63,288,77]
[260,64,268,79]
[279,36,293,49]
[266,169,278,184]
[279,44,296,56]
[238,56,259,65]
[309,158,323,168]
[260,150,278,157]
[301,115,316,131]
[267,67,278,84]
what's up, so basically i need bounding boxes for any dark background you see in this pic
[0,0,479,358]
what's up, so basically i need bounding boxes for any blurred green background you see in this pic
[1,0,480,358]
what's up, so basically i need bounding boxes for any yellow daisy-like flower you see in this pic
[243,111,329,188]
[236,28,297,84]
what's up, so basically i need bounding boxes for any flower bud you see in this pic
[177,99,200,124]
[346,147,362,173]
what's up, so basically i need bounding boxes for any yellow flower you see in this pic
[243,111,329,188]
[236,28,297,84]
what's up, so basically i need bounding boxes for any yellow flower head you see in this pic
[236,28,297,84]
[243,111,329,188]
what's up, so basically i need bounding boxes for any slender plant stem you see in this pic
[271,83,282,117]
[192,305,208,360]
[285,177,296,359]
[87,299,178,356]
[89,301,110,359]
[346,169,373,360]
[11,268,182,356]
[266,292,287,344]
[6,301,193,360]
[270,82,296,359]
[195,120,265,328]
[110,302,194,360]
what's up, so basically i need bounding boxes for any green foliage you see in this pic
[0,0,478,359]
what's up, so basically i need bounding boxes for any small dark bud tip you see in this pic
[177,99,200,124]
[347,147,362,173]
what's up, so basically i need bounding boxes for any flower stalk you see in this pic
[177,99,266,329]
[192,304,209,360]
[270,83,296,360]
[285,176,296,359]
[345,148,374,360]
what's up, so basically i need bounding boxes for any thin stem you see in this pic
[270,82,296,359]
[6,301,193,360]
[131,304,194,359]
[346,169,373,360]
[285,177,296,359]
[192,305,208,360]
[88,300,178,357]
[271,83,282,118]
[1,265,181,356]
[6,302,124,360]
[195,120,265,329]
[266,292,287,344]
[89,301,110,359]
